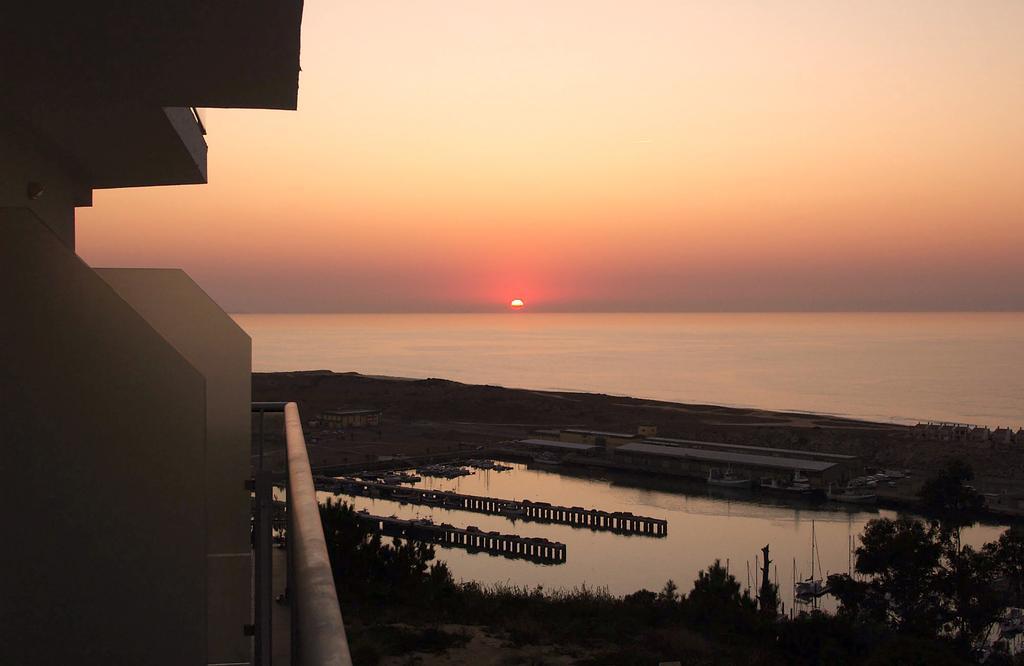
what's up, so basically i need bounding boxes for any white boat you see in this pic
[827,484,877,504]
[759,476,813,495]
[794,521,828,601]
[707,469,752,488]
[533,453,562,466]
[794,578,827,598]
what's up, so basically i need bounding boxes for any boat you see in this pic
[827,484,877,504]
[498,502,524,517]
[422,493,446,506]
[707,468,752,488]
[759,472,814,495]
[391,488,415,502]
[794,521,828,602]
[533,453,562,466]
[418,464,471,479]
[794,578,827,598]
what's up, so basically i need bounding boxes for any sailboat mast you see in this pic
[815,525,823,580]
[810,520,815,581]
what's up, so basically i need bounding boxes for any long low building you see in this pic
[519,438,600,454]
[559,428,640,447]
[645,436,862,473]
[613,441,849,487]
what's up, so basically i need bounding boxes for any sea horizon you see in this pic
[235,311,1024,430]
[229,309,1024,315]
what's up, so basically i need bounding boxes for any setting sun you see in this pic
[509,299,525,310]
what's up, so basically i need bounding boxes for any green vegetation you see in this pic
[319,461,1023,664]
[827,460,1021,662]
[346,624,469,665]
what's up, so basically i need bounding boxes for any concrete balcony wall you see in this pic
[97,268,252,665]
[0,117,90,247]
[0,209,207,664]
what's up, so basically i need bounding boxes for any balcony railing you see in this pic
[252,402,352,666]
[190,106,207,135]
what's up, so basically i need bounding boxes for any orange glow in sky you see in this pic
[76,1,1024,312]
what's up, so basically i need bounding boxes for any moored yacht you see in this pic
[707,468,752,488]
[533,453,562,466]
[826,484,877,504]
[759,475,814,496]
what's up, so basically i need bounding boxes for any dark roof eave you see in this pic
[3,0,304,111]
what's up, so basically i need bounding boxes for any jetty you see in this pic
[356,511,567,564]
[318,476,668,537]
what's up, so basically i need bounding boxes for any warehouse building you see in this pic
[518,439,600,455]
[645,436,863,475]
[613,441,850,488]
[559,428,640,448]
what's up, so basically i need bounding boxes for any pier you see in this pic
[317,476,668,536]
[355,511,567,564]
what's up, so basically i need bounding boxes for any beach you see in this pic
[254,370,1024,517]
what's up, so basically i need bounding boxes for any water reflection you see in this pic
[323,462,1007,613]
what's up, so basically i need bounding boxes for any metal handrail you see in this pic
[284,402,352,665]
[252,401,352,666]
[190,106,207,135]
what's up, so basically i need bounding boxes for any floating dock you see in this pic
[317,476,668,537]
[355,511,567,564]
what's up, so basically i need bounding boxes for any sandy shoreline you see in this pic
[254,370,1024,519]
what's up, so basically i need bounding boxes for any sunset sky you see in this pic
[78,0,1024,313]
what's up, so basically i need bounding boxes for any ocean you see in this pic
[234,312,1024,428]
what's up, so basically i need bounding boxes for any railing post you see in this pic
[258,409,266,471]
[254,470,274,666]
[288,471,298,666]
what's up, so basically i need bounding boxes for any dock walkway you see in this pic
[318,476,668,536]
[355,511,567,564]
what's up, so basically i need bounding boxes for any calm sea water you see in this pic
[235,312,1024,428]
[319,463,1006,609]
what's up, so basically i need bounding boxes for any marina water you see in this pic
[320,462,1006,612]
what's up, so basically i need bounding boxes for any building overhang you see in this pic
[3,1,304,110]
[18,106,208,190]
[2,1,303,192]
